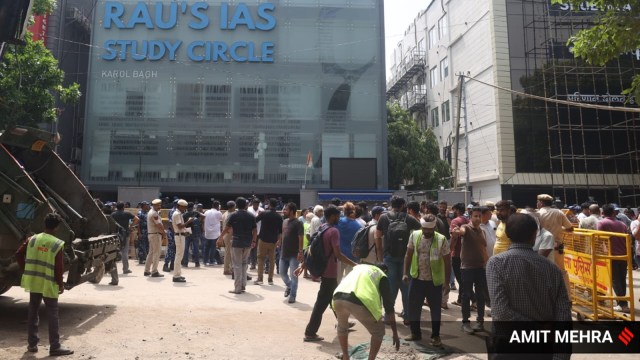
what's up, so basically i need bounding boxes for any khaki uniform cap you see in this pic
[537,194,553,201]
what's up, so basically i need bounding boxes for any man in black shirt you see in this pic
[375,196,421,322]
[280,202,304,303]
[255,198,283,285]
[111,202,139,275]
[181,202,204,268]
[222,197,257,294]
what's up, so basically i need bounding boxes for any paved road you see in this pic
[0,260,638,359]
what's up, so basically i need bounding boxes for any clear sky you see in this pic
[383,0,429,78]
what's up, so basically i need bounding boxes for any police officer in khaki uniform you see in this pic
[172,199,193,282]
[144,199,166,277]
[536,194,573,291]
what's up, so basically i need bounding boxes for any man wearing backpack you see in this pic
[359,206,385,264]
[375,196,421,323]
[296,205,358,342]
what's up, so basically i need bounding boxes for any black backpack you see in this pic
[385,212,409,258]
[304,226,332,277]
[351,224,376,259]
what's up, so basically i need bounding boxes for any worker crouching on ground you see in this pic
[332,263,399,360]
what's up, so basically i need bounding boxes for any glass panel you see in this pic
[83,0,385,191]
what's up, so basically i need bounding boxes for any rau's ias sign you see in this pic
[100,1,276,63]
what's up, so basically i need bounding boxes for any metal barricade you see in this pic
[562,229,635,321]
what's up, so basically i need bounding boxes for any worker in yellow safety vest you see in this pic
[15,213,74,356]
[403,214,452,347]
[332,264,400,360]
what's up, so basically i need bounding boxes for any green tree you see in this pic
[33,0,57,15]
[0,0,79,130]
[552,0,640,98]
[387,103,452,190]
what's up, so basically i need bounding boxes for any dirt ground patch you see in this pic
[1,261,638,359]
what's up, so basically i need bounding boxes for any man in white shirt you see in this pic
[480,207,496,258]
[577,203,590,221]
[308,205,324,238]
[521,209,555,263]
[247,198,265,270]
[579,204,601,230]
[203,200,223,266]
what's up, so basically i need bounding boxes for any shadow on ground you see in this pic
[0,294,116,355]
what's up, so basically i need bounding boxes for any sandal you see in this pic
[303,335,324,342]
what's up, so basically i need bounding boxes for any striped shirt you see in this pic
[486,243,571,322]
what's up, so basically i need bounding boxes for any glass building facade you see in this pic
[505,0,640,206]
[82,0,387,195]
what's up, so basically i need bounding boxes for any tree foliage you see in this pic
[552,0,640,98]
[0,36,80,129]
[0,0,79,130]
[32,0,57,16]
[387,103,452,190]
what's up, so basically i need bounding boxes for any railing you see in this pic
[407,90,427,112]
[386,50,426,98]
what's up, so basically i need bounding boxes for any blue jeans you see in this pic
[384,255,408,317]
[203,237,220,264]
[279,256,299,298]
[182,234,200,265]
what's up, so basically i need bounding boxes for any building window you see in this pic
[418,38,425,52]
[441,101,450,123]
[430,66,438,88]
[125,91,144,117]
[438,16,448,39]
[428,26,436,49]
[176,84,203,117]
[440,57,449,80]
[431,107,439,127]
[443,145,452,165]
[420,116,428,130]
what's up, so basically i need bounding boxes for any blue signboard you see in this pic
[100,1,276,62]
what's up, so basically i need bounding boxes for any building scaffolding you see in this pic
[515,0,640,206]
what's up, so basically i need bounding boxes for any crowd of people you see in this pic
[15,194,640,358]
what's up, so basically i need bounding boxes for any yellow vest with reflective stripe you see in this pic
[409,230,446,286]
[21,233,64,298]
[332,264,386,321]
